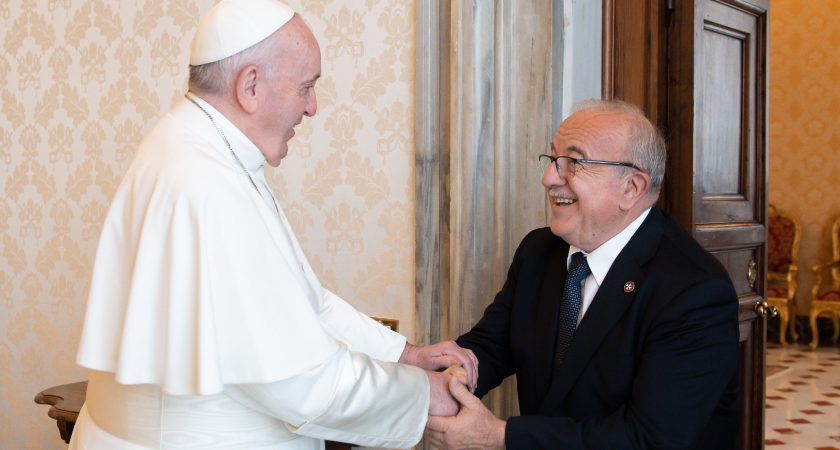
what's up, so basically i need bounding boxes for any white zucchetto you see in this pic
[190,0,295,66]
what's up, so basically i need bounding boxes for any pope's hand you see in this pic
[426,370,459,416]
[400,341,478,392]
[425,376,506,450]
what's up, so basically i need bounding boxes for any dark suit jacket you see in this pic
[457,208,740,450]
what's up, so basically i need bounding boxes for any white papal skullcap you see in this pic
[190,0,295,66]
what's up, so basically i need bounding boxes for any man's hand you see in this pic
[425,376,506,450]
[444,365,469,387]
[426,370,459,416]
[400,341,478,392]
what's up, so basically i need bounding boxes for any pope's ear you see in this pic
[618,170,651,211]
[234,64,261,114]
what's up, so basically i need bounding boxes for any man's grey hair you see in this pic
[572,99,667,193]
[188,33,281,95]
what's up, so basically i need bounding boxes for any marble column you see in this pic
[416,0,558,427]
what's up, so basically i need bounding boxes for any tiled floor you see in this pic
[765,344,840,449]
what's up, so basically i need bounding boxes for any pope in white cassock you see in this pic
[70,1,478,449]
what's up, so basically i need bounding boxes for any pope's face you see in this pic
[541,109,633,252]
[256,17,320,167]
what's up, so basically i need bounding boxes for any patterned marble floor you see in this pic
[765,344,840,449]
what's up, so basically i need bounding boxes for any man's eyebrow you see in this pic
[551,143,586,157]
[303,74,320,85]
[567,145,586,157]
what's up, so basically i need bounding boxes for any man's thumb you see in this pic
[448,373,474,404]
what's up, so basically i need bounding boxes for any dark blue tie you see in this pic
[554,252,590,371]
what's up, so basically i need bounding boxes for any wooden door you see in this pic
[671,1,769,448]
[605,0,769,448]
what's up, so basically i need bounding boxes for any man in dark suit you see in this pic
[426,99,740,450]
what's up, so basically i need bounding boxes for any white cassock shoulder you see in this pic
[76,115,341,396]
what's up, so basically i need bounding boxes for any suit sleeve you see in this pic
[504,277,739,450]
[456,231,537,397]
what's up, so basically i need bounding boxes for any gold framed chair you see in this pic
[766,204,801,346]
[808,215,840,350]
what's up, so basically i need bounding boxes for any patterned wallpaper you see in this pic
[768,0,840,320]
[0,0,415,448]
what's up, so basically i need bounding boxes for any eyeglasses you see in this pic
[538,154,643,176]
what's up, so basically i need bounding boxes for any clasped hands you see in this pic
[401,341,505,449]
[399,340,477,416]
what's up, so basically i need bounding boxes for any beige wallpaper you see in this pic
[768,0,840,322]
[0,0,416,448]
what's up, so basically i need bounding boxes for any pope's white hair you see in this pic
[188,30,281,95]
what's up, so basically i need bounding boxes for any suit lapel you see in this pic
[539,208,665,414]
[532,240,571,400]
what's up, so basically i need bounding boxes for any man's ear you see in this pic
[618,171,651,211]
[234,65,261,114]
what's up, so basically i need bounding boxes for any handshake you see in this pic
[400,341,506,449]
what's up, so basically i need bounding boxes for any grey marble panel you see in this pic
[416,0,560,427]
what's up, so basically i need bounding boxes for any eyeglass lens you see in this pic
[540,155,575,175]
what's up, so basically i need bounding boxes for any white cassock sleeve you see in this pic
[318,290,407,362]
[226,348,430,449]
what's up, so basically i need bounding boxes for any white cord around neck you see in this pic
[184,92,280,217]
[184,92,260,192]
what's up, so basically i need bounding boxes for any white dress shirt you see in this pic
[568,208,652,324]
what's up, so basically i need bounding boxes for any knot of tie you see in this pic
[554,252,591,371]
[566,252,590,287]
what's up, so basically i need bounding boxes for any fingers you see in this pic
[433,343,477,388]
[441,342,478,391]
[434,355,476,393]
[426,415,449,433]
[448,373,472,401]
[427,371,460,416]
[425,428,445,449]
[447,374,485,413]
[444,341,478,372]
[464,349,478,392]
[404,340,480,392]
[466,348,479,373]
[425,409,454,449]
[426,379,499,450]
[444,365,469,387]
[432,354,461,369]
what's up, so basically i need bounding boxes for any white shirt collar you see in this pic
[185,93,267,173]
[568,207,652,285]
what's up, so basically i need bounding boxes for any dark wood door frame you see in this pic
[602,0,669,130]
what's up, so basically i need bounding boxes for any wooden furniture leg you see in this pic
[34,381,87,444]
